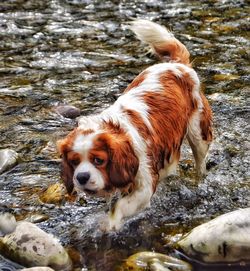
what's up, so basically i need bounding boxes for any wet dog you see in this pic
[58,20,212,231]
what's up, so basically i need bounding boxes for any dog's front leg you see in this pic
[104,186,153,231]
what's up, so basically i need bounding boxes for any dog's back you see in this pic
[125,20,213,179]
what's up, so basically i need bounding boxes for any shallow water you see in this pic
[0,0,249,270]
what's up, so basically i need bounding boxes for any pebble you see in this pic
[55,105,81,119]
[0,149,18,174]
[27,214,49,224]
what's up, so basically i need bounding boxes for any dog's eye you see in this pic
[69,158,80,167]
[94,157,104,166]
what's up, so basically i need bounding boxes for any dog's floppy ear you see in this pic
[107,135,139,189]
[57,139,74,194]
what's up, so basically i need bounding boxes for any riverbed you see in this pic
[0,0,249,270]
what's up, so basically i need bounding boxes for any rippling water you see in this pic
[0,0,249,270]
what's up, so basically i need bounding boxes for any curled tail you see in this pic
[129,19,191,66]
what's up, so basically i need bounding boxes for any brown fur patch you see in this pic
[95,128,139,191]
[153,38,191,66]
[57,128,94,193]
[142,70,197,190]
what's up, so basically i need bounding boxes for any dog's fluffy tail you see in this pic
[129,19,190,66]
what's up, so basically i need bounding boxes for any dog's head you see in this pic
[57,127,139,196]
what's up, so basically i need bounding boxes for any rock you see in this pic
[21,268,55,271]
[123,251,192,271]
[213,74,240,81]
[0,221,72,271]
[39,183,66,204]
[177,208,250,263]
[0,149,18,174]
[27,214,49,224]
[55,105,81,119]
[0,213,17,236]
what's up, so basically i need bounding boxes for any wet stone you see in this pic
[0,221,72,271]
[54,105,81,119]
[122,251,192,271]
[177,208,250,263]
[0,213,17,236]
[0,149,18,174]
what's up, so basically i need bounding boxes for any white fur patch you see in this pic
[129,19,174,46]
[72,132,106,192]
[78,115,101,130]
[72,133,96,157]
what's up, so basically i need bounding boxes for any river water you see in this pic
[0,0,249,270]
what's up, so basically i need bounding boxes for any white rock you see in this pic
[0,221,72,271]
[0,213,17,236]
[0,149,18,174]
[178,208,250,263]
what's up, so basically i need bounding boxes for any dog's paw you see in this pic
[99,214,122,232]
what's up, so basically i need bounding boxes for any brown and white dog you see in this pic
[58,20,212,231]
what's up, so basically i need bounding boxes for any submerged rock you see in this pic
[0,220,72,271]
[0,149,18,174]
[39,183,66,204]
[123,251,192,271]
[177,208,250,263]
[21,268,55,271]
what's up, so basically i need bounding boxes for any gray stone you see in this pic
[55,105,81,119]
[0,149,18,174]
[0,221,72,271]
[178,208,250,263]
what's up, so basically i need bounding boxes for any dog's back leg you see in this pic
[187,93,213,176]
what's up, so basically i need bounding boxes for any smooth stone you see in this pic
[0,149,18,174]
[177,208,250,263]
[55,105,81,119]
[124,251,192,271]
[27,214,50,224]
[0,213,17,236]
[0,221,72,271]
[21,268,55,271]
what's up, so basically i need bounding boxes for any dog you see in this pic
[57,20,213,231]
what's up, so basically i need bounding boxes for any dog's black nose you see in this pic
[77,172,90,185]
